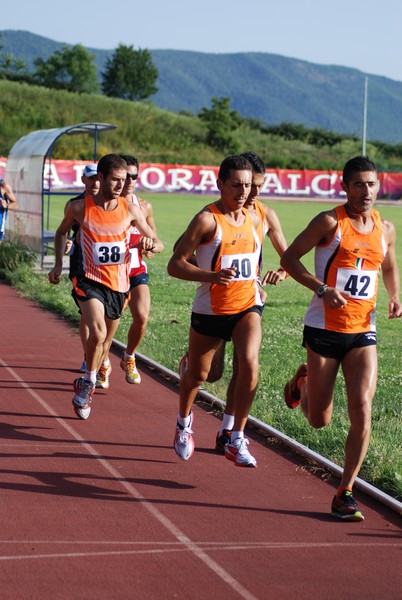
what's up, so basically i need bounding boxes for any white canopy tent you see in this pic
[4,122,116,265]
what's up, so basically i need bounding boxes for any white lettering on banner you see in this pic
[287,173,310,195]
[262,173,286,195]
[43,163,62,187]
[73,164,85,186]
[310,173,338,196]
[141,167,166,190]
[167,168,194,191]
[194,169,218,192]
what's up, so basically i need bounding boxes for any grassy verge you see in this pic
[2,196,401,499]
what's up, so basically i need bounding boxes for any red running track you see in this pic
[0,282,401,600]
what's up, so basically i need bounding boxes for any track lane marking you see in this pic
[0,359,259,600]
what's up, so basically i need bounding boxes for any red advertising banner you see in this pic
[1,158,401,200]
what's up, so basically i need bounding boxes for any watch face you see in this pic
[317,285,327,297]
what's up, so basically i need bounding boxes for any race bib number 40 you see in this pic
[221,252,258,280]
[336,268,377,299]
[93,241,127,265]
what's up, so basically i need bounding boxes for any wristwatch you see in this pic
[316,284,328,298]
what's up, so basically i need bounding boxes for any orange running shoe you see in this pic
[284,364,307,409]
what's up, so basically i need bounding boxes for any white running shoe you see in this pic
[174,412,194,461]
[72,378,95,420]
[225,436,257,468]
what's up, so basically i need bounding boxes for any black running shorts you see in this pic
[303,325,377,361]
[73,276,130,320]
[191,306,263,342]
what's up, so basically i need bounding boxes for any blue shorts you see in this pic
[129,272,149,290]
[303,325,377,361]
[191,306,263,342]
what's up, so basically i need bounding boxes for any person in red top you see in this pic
[48,154,156,420]
[168,155,264,468]
[96,154,164,389]
[281,155,402,521]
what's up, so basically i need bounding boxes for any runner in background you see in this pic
[65,163,100,372]
[280,155,402,521]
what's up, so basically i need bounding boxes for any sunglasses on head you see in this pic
[126,173,138,181]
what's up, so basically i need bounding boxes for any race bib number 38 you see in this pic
[221,252,258,280]
[93,241,127,265]
[336,268,377,299]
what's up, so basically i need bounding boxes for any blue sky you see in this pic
[2,0,402,82]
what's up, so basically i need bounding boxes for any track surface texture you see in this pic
[0,282,400,600]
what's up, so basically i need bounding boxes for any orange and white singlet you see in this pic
[254,199,270,276]
[128,193,147,277]
[80,195,132,293]
[304,205,387,333]
[192,203,262,315]
[254,200,269,245]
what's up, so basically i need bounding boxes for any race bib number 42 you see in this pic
[220,252,258,280]
[336,268,377,299]
[93,241,127,265]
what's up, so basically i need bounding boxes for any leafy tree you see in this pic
[0,34,27,79]
[198,97,241,153]
[0,52,26,73]
[102,44,158,101]
[33,44,99,94]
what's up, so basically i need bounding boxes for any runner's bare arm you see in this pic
[280,210,347,308]
[128,202,156,250]
[48,200,84,284]
[167,209,236,285]
[142,199,164,255]
[261,206,289,285]
[381,219,402,318]
[1,180,18,209]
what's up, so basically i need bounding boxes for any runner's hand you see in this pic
[214,267,237,286]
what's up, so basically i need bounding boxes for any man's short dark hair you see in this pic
[97,154,127,178]
[120,154,139,169]
[241,151,265,174]
[343,156,377,184]
[218,155,252,182]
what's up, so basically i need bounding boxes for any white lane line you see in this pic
[0,541,400,562]
[0,540,400,548]
[0,540,400,562]
[0,359,259,600]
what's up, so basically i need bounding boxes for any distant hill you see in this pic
[2,29,402,144]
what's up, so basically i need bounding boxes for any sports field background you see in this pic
[42,193,402,498]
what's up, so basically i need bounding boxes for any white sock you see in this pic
[102,359,111,367]
[177,413,191,428]
[84,370,97,384]
[220,413,235,434]
[124,351,134,361]
[231,430,244,443]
